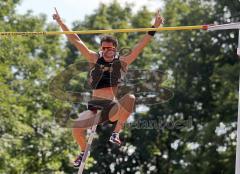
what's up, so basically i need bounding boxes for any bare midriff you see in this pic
[92,86,118,100]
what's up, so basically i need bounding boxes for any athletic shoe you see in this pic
[73,151,84,168]
[109,132,121,146]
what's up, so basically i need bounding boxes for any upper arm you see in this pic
[120,34,152,65]
[120,48,142,65]
[57,22,98,63]
[72,40,98,64]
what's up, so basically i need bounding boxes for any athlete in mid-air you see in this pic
[53,8,164,167]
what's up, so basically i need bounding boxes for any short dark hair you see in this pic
[100,35,118,48]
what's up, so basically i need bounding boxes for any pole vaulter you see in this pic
[2,9,239,173]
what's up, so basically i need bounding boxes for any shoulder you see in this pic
[87,51,99,64]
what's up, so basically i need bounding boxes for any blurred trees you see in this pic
[0,0,239,173]
[149,0,240,174]
[0,0,74,173]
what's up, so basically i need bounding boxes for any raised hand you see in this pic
[153,10,164,28]
[52,7,62,23]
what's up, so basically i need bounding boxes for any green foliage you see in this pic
[0,2,75,173]
[150,0,240,173]
[0,0,239,173]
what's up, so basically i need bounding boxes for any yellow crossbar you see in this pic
[0,25,207,36]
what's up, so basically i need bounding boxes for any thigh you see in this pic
[108,94,135,122]
[72,110,98,128]
[108,102,121,122]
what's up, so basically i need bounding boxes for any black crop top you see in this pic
[88,53,126,89]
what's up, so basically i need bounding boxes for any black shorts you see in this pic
[87,99,117,124]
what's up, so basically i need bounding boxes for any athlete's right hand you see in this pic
[53,7,62,23]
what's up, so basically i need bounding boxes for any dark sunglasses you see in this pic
[101,46,116,51]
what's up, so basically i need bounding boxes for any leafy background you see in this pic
[0,0,240,173]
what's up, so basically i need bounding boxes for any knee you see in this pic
[125,94,136,103]
[121,94,135,112]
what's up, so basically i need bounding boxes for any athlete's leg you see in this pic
[72,110,98,168]
[108,93,136,132]
[71,110,95,151]
[72,127,87,151]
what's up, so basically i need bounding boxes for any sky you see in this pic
[16,0,163,26]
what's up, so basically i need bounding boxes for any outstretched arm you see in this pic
[53,8,97,63]
[120,10,164,65]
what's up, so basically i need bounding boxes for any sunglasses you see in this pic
[101,46,116,51]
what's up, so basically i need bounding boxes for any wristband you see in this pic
[147,26,156,36]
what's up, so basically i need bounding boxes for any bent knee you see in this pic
[119,94,135,113]
[125,94,136,102]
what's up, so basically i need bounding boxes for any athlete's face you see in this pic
[101,41,116,62]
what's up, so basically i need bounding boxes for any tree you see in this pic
[1,0,239,173]
[0,1,74,173]
[144,0,240,173]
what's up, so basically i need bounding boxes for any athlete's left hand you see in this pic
[153,10,164,28]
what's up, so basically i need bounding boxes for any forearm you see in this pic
[52,10,97,62]
[57,20,92,56]
[57,20,80,43]
[121,33,153,65]
[121,10,163,65]
[131,34,153,57]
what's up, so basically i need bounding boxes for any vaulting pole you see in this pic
[78,111,101,174]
